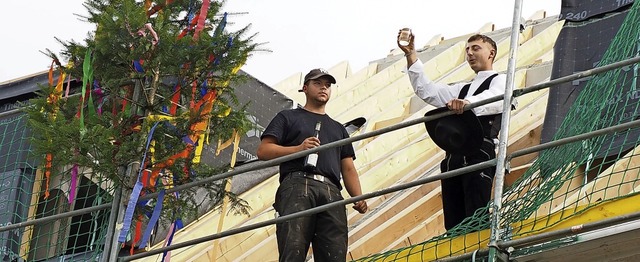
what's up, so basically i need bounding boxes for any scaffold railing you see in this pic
[2,1,640,261]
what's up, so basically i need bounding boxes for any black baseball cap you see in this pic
[298,68,337,92]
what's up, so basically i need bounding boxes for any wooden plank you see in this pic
[503,88,549,186]
[386,210,445,252]
[493,21,563,71]
[141,176,279,261]
[363,194,640,262]
[506,123,543,186]
[348,186,443,258]
[353,138,440,198]
[213,213,276,261]
[348,147,444,226]
[543,146,640,215]
[231,232,279,262]
[576,146,640,206]
[348,178,441,241]
[332,41,467,123]
[528,164,585,218]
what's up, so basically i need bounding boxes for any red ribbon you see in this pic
[193,0,210,40]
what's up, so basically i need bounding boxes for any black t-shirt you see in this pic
[260,108,355,188]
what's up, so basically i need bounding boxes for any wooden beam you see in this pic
[360,193,640,262]
[19,169,44,260]
[385,210,445,251]
[348,185,443,258]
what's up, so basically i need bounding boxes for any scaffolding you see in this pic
[3,1,640,261]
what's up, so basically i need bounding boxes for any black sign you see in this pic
[543,5,639,159]
[560,0,635,21]
[200,72,293,169]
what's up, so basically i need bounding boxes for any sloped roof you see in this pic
[141,11,561,261]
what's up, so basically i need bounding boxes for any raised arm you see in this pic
[397,29,418,68]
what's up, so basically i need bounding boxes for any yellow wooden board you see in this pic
[368,193,640,262]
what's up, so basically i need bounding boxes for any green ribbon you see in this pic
[80,49,94,136]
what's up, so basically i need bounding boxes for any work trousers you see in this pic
[273,173,347,262]
[440,139,496,230]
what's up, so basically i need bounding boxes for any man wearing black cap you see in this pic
[398,32,509,230]
[257,68,368,261]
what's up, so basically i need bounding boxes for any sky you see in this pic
[0,1,561,86]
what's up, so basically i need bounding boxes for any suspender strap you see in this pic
[458,73,501,138]
[457,73,499,99]
[458,83,471,100]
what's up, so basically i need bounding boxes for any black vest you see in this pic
[457,74,502,139]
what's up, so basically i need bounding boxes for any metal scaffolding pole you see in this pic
[0,54,636,235]
[2,54,640,261]
[489,0,523,261]
[1,55,639,236]
[102,186,122,262]
[438,211,640,262]
[118,117,640,261]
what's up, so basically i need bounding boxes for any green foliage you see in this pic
[25,0,259,230]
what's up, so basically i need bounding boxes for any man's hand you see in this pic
[446,98,470,114]
[352,200,368,214]
[397,29,415,55]
[300,136,320,151]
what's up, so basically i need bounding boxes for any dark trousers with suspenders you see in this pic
[440,74,502,230]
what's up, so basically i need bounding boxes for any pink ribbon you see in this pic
[137,23,159,45]
[69,164,78,204]
[162,222,175,261]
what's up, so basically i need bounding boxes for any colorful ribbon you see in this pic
[43,59,68,199]
[162,219,183,261]
[118,121,161,243]
[69,164,78,204]
[138,189,165,248]
[192,0,210,40]
[80,49,94,135]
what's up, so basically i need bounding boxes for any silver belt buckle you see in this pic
[313,174,326,183]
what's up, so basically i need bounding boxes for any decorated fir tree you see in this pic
[25,0,258,253]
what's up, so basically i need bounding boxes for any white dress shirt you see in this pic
[407,59,507,116]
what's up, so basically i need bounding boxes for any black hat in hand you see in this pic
[424,107,484,155]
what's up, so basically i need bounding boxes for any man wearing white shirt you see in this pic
[398,32,506,230]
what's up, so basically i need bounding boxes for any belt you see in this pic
[289,171,331,184]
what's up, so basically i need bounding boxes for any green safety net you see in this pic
[2,2,640,262]
[0,113,114,261]
[355,1,640,261]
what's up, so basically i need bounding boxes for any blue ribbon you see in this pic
[118,121,161,243]
[200,81,208,97]
[161,218,183,261]
[133,60,145,73]
[213,12,227,38]
[138,189,165,248]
